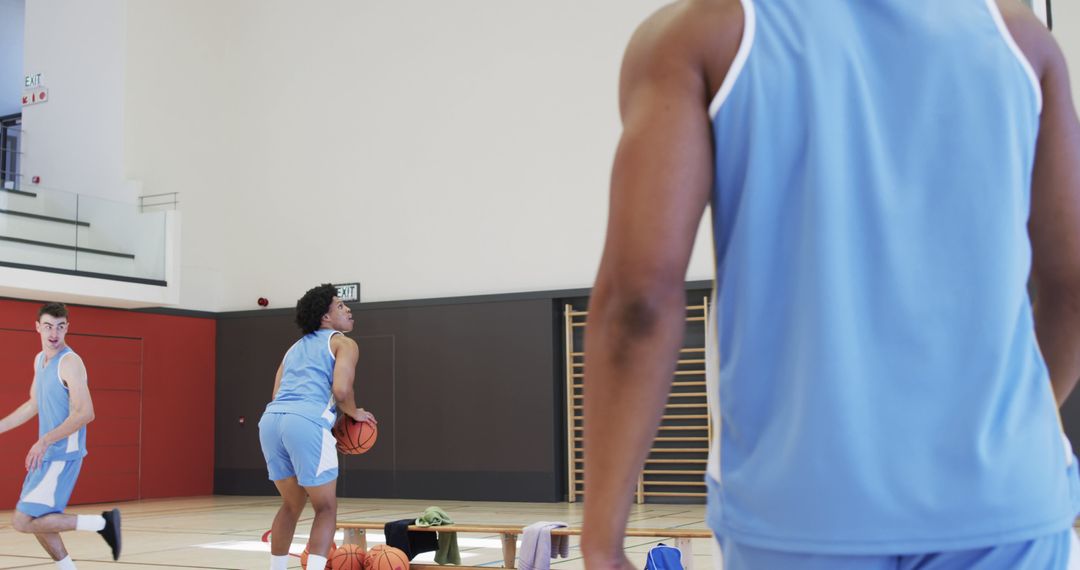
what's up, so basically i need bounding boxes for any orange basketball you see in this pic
[365,544,392,562]
[329,543,367,570]
[301,541,337,569]
[364,545,408,570]
[333,414,377,454]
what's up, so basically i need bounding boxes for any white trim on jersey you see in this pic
[321,394,336,425]
[1069,530,1080,570]
[56,351,74,391]
[985,0,1043,114]
[326,330,341,361]
[316,428,339,476]
[53,351,80,453]
[22,461,65,507]
[706,287,722,483]
[708,0,756,118]
[323,331,343,425]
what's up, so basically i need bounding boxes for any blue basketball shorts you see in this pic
[16,459,83,517]
[714,529,1080,570]
[259,412,338,487]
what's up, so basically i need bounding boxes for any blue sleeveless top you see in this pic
[706,0,1080,554]
[35,347,88,462]
[264,329,339,427]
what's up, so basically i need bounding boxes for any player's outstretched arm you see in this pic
[0,379,38,435]
[26,355,94,471]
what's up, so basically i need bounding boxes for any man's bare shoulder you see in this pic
[59,351,85,367]
[995,0,1061,79]
[634,0,742,56]
[58,351,87,379]
[331,333,358,352]
[624,0,745,100]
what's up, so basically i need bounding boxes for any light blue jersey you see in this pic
[264,328,340,427]
[706,0,1080,555]
[34,347,87,462]
[260,328,342,486]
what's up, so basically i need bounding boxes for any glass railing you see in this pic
[0,184,169,283]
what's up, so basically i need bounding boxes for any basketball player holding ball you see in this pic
[259,284,376,570]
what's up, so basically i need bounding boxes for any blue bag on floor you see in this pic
[645,543,683,570]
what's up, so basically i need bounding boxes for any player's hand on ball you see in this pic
[351,408,377,425]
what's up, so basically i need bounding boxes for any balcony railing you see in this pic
[0,184,171,285]
[0,113,173,286]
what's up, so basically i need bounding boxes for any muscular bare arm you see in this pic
[331,335,375,424]
[0,379,38,435]
[1001,2,1080,404]
[1031,46,1080,405]
[580,1,740,567]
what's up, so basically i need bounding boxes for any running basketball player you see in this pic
[259,284,376,570]
[582,1,1080,569]
[0,303,121,569]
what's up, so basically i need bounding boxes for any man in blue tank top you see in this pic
[0,303,121,569]
[259,284,376,570]
[582,1,1080,569]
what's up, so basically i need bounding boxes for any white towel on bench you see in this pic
[518,521,569,570]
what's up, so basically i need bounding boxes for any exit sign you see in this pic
[335,283,360,303]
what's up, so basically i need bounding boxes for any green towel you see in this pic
[416,507,460,565]
[415,506,454,527]
[434,532,460,565]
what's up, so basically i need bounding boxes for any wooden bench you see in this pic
[337,522,713,570]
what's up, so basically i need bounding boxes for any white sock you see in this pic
[56,555,77,569]
[270,554,289,570]
[75,514,105,532]
[307,554,328,569]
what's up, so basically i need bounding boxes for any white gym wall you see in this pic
[25,1,1078,311]
[19,0,708,311]
[122,0,713,311]
[21,0,130,203]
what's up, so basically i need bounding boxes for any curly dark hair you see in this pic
[295,283,337,335]
[38,302,69,321]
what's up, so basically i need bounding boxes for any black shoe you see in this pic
[98,508,121,560]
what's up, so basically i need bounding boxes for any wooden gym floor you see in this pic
[0,496,715,569]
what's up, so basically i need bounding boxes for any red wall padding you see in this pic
[0,299,215,508]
